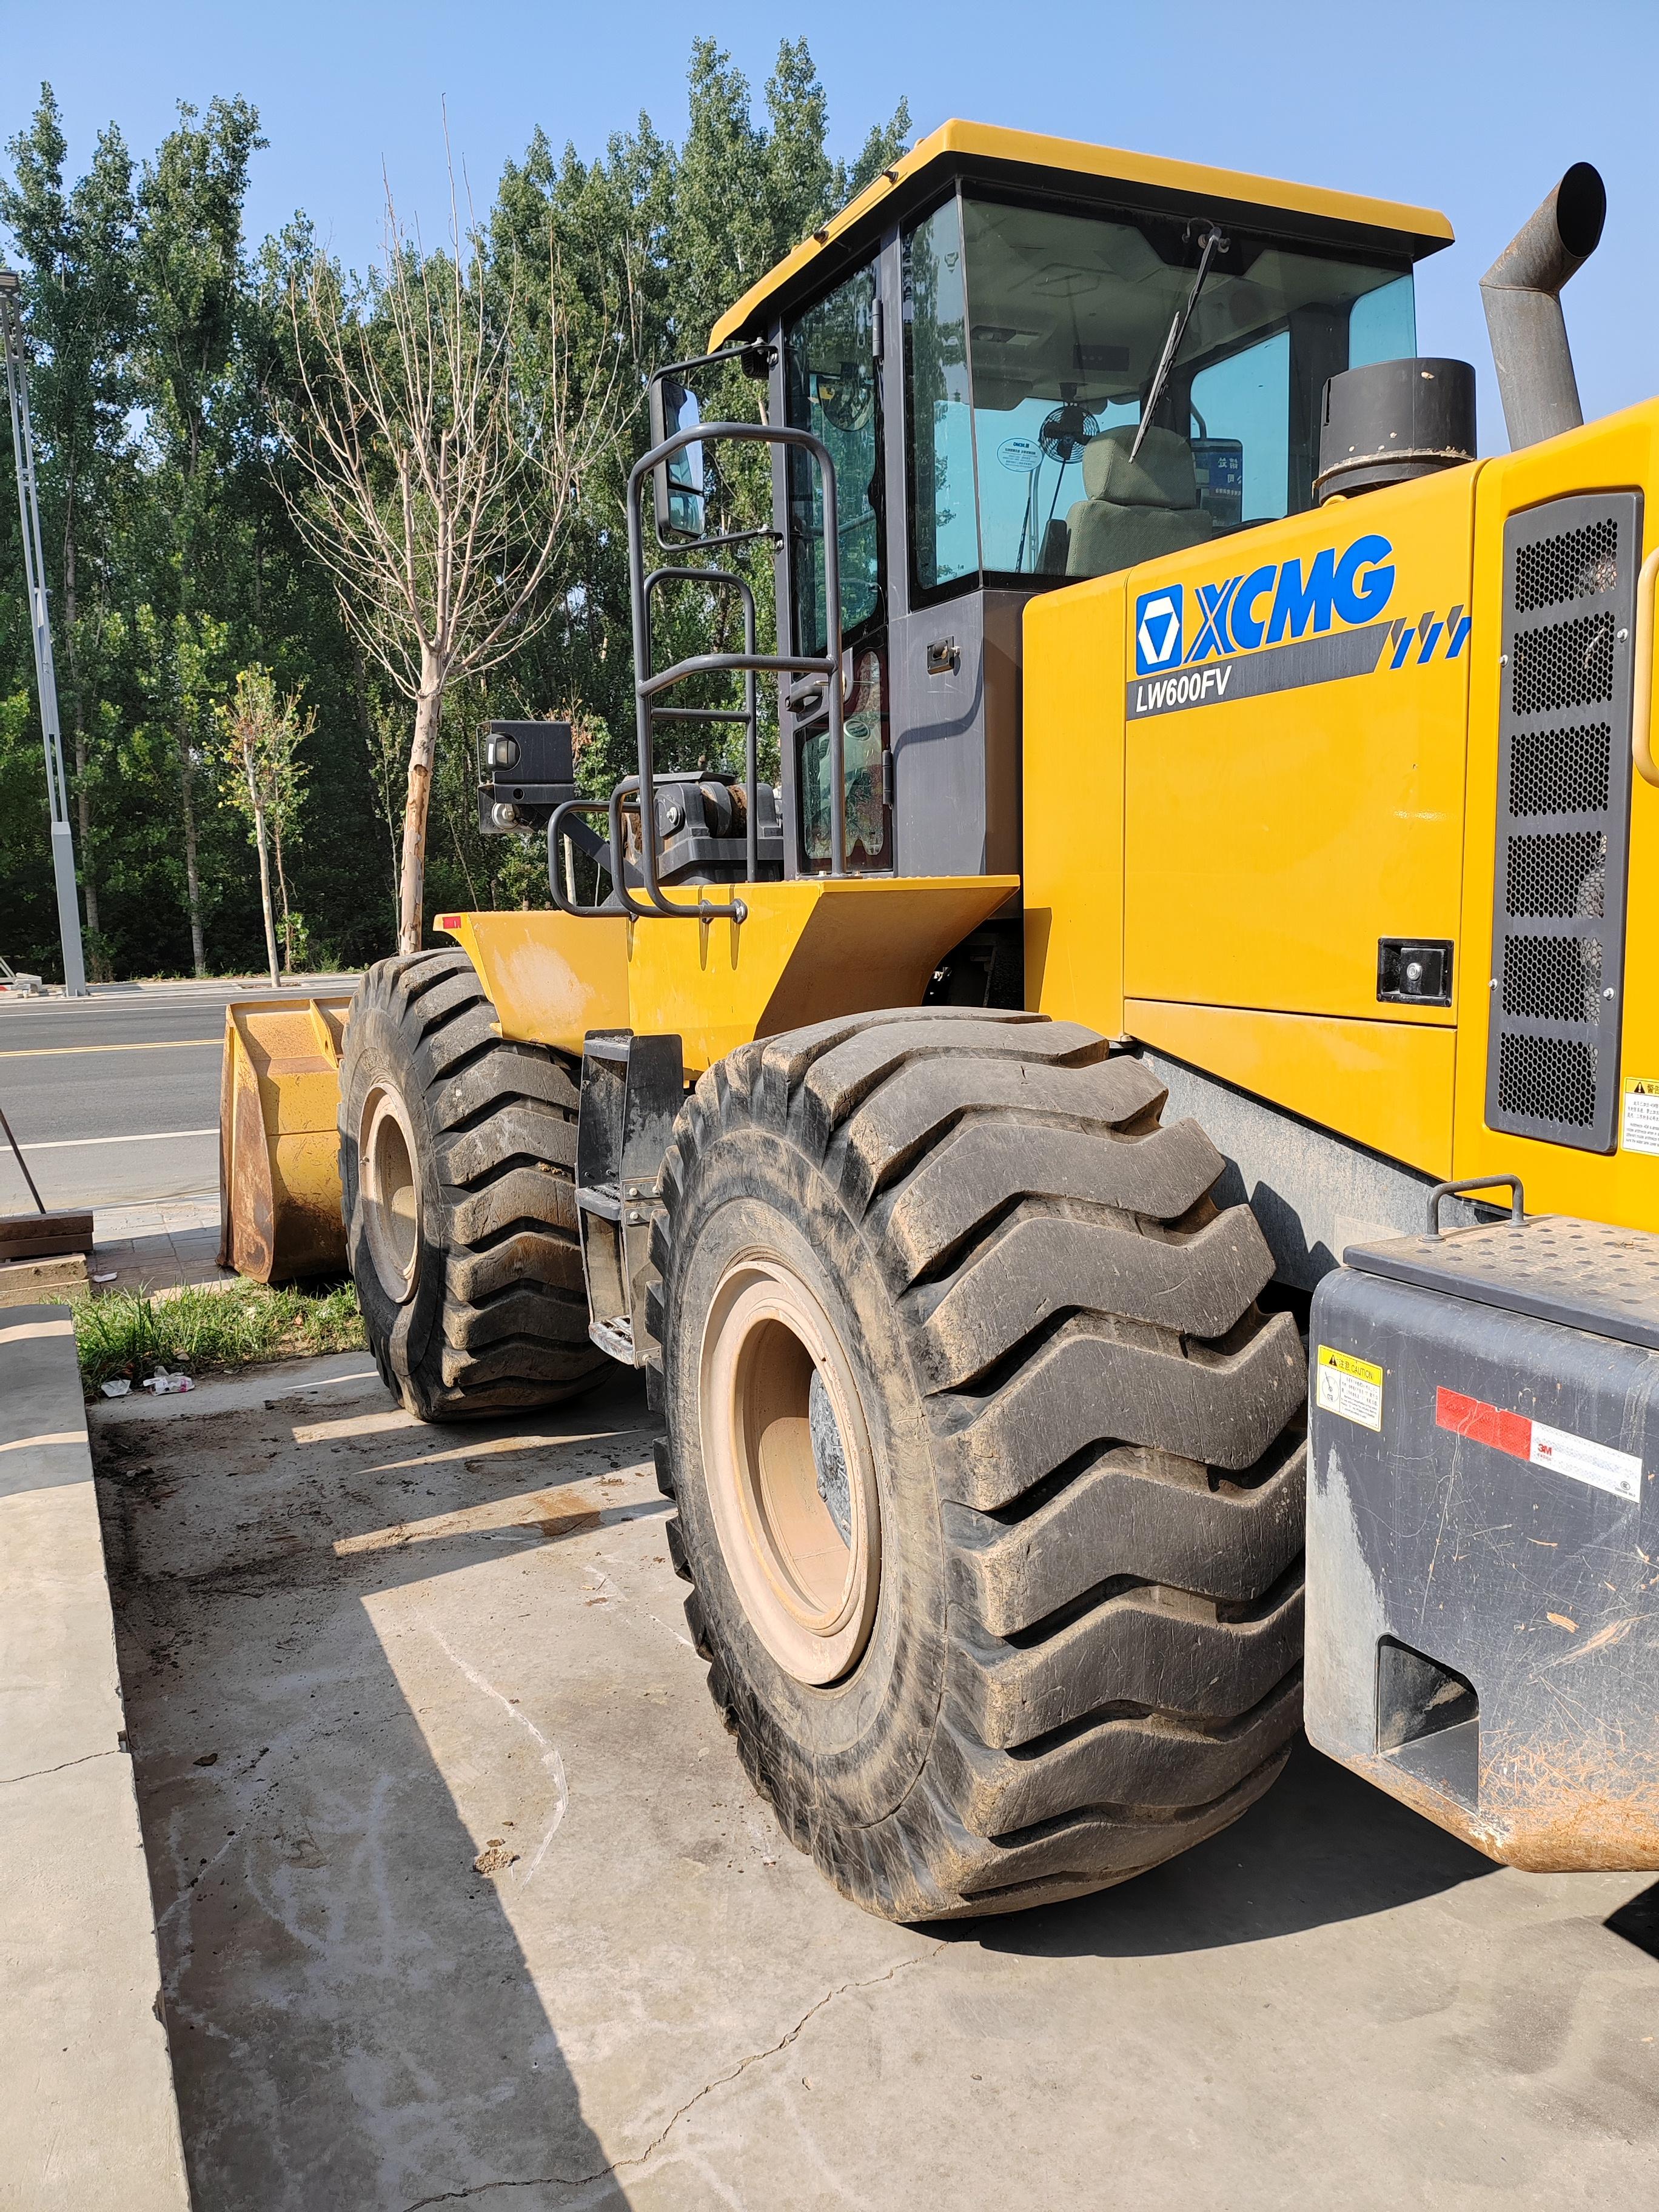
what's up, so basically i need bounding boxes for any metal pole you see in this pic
[0,272,87,996]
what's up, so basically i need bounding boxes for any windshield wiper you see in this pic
[1130,224,1227,463]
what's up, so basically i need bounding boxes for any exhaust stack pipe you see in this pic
[1481,163,1606,451]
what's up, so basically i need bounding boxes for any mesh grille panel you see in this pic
[1509,723,1611,817]
[1511,612,1617,717]
[1487,493,1638,1152]
[1501,934,1603,1025]
[1498,1033,1598,1127]
[1513,517,1619,614]
[1504,832,1605,919]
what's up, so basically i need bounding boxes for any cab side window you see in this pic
[784,266,883,656]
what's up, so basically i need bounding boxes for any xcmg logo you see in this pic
[1134,534,1396,677]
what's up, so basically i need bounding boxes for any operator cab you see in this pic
[659,124,1452,887]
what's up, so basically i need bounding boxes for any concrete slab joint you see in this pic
[0,1305,191,2212]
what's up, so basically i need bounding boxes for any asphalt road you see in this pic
[0,978,358,1215]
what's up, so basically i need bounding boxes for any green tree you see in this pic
[133,96,266,972]
[216,663,312,980]
[0,85,138,974]
[0,44,911,974]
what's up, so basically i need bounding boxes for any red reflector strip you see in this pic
[1435,1386,1533,1461]
[436,914,462,931]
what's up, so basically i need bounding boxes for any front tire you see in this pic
[340,950,606,1420]
[649,1008,1308,1921]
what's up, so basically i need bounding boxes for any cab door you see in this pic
[779,258,894,874]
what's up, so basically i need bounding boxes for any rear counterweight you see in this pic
[1306,1215,1659,1869]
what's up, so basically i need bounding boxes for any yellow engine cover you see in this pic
[1025,399,1659,1229]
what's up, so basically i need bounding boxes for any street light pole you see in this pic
[0,267,88,996]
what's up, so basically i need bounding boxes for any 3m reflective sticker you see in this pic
[1435,1386,1643,1503]
[1529,1423,1643,1503]
[1316,1344,1384,1432]
[1621,1078,1659,1156]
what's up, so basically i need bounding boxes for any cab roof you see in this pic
[708,118,1454,350]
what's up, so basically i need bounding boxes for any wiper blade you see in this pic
[1130,225,1227,463]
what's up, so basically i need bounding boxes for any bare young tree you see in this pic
[217,665,313,982]
[278,152,629,952]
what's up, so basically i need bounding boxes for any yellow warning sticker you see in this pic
[1622,1078,1659,1157]
[1316,1344,1384,1432]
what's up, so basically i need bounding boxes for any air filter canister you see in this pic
[1316,357,1476,503]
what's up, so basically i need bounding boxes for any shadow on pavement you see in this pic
[1606,1880,1659,1960]
[959,1736,1498,1961]
[94,1375,645,2212]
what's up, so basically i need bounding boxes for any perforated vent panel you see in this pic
[1486,492,1640,1153]
[1509,723,1610,817]
[1513,517,1619,615]
[1510,612,1617,716]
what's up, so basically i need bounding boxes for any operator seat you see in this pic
[1065,424,1214,578]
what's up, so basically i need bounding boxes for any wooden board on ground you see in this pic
[0,1210,96,1260]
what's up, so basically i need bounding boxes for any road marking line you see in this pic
[0,1039,221,1059]
[16,1128,218,1153]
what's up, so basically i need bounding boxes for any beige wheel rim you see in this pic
[359,1084,420,1302]
[699,1254,881,1686]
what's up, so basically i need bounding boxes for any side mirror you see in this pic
[648,374,705,541]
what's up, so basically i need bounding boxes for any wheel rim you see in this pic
[699,1254,881,1686]
[359,1084,420,1302]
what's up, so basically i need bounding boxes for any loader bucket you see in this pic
[218,994,355,1283]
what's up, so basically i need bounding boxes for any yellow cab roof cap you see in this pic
[709,118,1454,350]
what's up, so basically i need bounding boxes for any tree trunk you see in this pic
[176,723,206,977]
[398,665,443,956]
[272,815,294,971]
[348,635,401,945]
[253,806,280,988]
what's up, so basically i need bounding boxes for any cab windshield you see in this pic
[903,192,1416,595]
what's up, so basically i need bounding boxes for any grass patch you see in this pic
[67,1279,366,1393]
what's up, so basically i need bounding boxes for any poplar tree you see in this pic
[0,86,137,974]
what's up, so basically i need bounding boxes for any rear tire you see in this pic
[340,950,606,1421]
[649,1008,1307,1920]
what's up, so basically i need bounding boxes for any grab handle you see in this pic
[1425,1174,1526,1237]
[1632,542,1659,786]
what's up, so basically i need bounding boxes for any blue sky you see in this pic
[9,0,1658,450]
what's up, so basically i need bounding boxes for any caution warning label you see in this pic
[1622,1078,1659,1157]
[1316,1344,1384,1432]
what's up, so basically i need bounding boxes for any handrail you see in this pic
[548,796,654,922]
[625,421,846,920]
[1633,542,1659,787]
[643,566,760,883]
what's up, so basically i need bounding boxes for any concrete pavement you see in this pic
[1,1308,190,2212]
[91,1355,1659,2211]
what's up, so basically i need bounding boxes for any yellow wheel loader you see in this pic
[226,123,1659,1918]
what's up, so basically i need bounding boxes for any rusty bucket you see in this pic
[218,994,355,1283]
